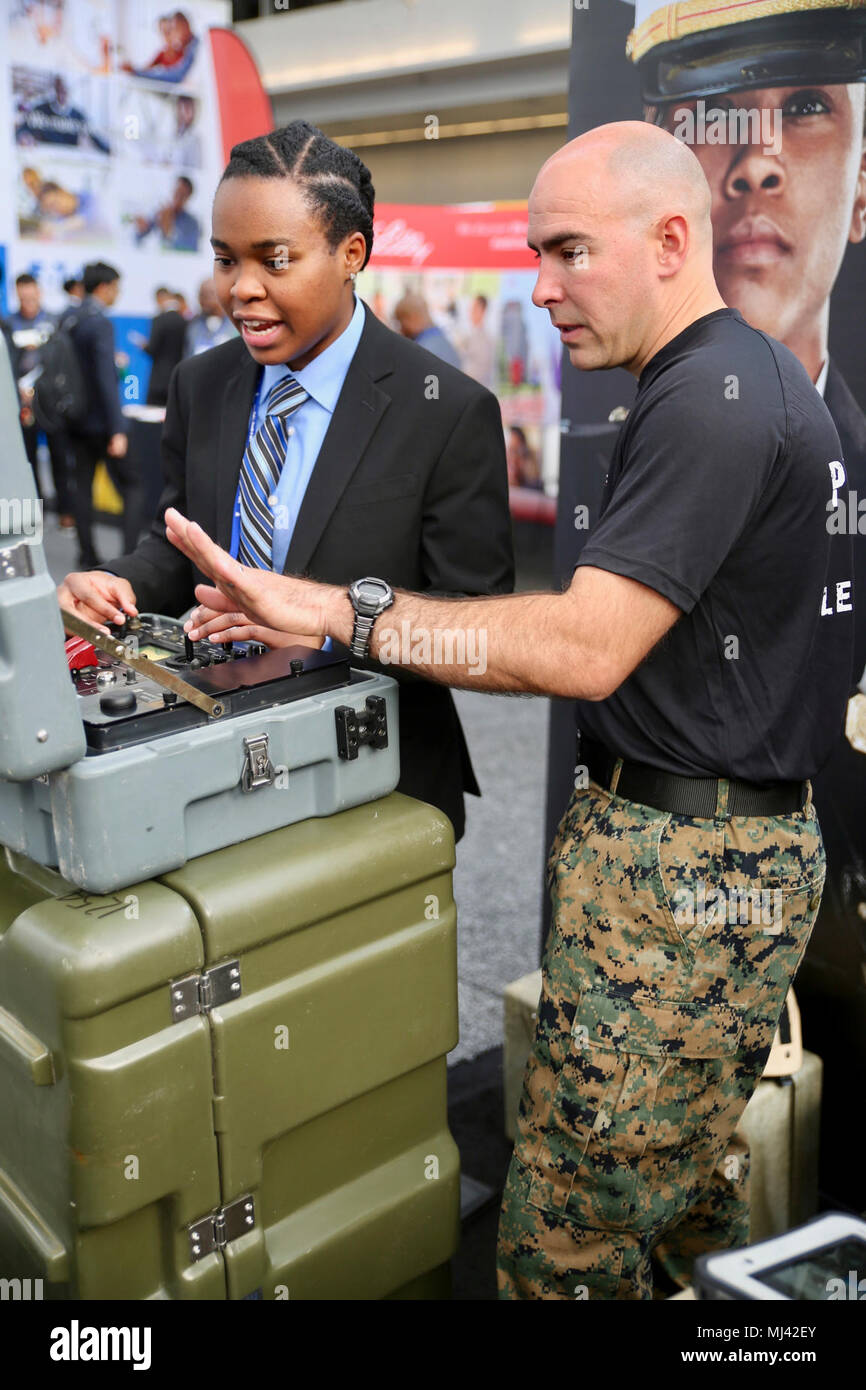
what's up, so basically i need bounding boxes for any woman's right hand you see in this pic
[57,570,138,632]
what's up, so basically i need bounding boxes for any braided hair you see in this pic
[221,121,375,269]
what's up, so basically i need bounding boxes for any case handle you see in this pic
[0,1005,55,1085]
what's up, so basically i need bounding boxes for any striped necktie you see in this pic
[237,372,308,569]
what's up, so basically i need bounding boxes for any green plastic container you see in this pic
[0,793,460,1299]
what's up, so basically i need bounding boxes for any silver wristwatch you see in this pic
[347,577,394,660]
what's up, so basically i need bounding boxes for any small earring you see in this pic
[349,271,357,283]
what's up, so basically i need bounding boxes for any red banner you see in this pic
[210,27,274,164]
[369,203,534,270]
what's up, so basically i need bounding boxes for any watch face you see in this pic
[353,577,392,615]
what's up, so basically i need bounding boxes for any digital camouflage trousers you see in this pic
[497,774,825,1300]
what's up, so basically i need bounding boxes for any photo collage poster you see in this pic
[0,0,230,400]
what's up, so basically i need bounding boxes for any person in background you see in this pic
[123,11,200,85]
[53,277,88,528]
[370,288,389,323]
[167,12,200,80]
[63,276,85,307]
[127,286,171,352]
[459,293,496,390]
[9,272,74,526]
[184,277,236,356]
[506,425,542,490]
[172,96,201,169]
[393,291,461,369]
[134,287,187,408]
[120,14,176,75]
[66,262,145,567]
[16,75,110,154]
[1,317,20,380]
[37,180,96,232]
[134,176,200,253]
[21,165,43,213]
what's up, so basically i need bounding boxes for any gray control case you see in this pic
[0,337,400,892]
[0,337,86,781]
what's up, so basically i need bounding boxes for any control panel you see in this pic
[65,613,351,754]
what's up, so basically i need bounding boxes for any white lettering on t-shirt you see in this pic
[828,459,847,508]
[821,580,854,616]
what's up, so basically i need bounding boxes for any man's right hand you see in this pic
[107,433,128,458]
[57,570,138,632]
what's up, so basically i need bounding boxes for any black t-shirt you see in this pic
[574,308,854,782]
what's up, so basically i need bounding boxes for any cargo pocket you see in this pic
[717,872,826,1049]
[527,989,742,1233]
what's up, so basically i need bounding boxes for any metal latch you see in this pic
[335,696,389,760]
[188,1194,255,1261]
[170,959,242,1022]
[241,733,276,792]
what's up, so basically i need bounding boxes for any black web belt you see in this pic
[579,735,807,819]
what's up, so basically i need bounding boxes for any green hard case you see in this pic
[0,793,460,1299]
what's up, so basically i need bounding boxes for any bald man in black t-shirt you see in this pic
[123,121,853,1301]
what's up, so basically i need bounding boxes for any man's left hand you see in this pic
[185,592,325,650]
[164,507,345,642]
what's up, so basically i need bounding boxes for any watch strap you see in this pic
[350,611,377,660]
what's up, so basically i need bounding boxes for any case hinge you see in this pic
[169,959,242,1022]
[0,544,35,581]
[335,696,389,760]
[188,1194,255,1262]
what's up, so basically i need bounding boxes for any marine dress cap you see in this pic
[626,0,866,103]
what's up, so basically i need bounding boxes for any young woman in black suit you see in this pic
[58,122,514,839]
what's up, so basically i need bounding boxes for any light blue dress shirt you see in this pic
[230,294,365,573]
[230,296,365,649]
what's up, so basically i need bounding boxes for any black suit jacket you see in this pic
[144,309,187,407]
[68,297,125,438]
[104,302,515,838]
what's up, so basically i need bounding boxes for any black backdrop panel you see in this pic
[543,0,865,1211]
